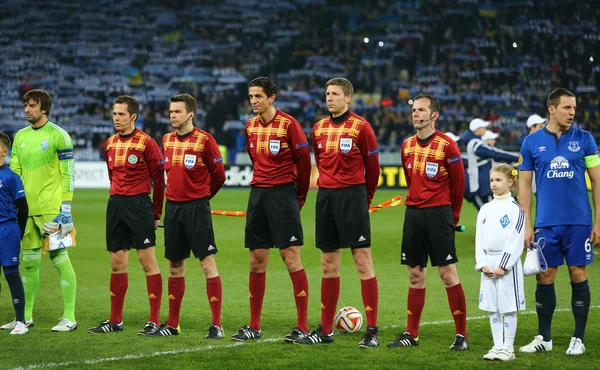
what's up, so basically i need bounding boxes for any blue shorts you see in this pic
[0,222,21,266]
[536,225,593,267]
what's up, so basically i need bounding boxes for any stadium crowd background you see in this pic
[0,0,598,162]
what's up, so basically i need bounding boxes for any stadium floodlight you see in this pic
[512,42,517,48]
[378,41,384,47]
[363,37,369,43]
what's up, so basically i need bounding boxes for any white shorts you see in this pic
[478,251,526,313]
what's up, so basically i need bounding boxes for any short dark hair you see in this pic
[113,95,140,116]
[547,88,575,107]
[0,131,11,149]
[325,77,354,96]
[413,94,441,113]
[23,89,52,116]
[169,93,198,115]
[248,77,277,97]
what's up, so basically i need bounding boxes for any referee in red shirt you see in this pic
[295,78,381,348]
[148,94,226,337]
[231,77,312,343]
[387,94,467,350]
[89,95,165,335]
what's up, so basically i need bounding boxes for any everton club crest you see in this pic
[568,141,580,152]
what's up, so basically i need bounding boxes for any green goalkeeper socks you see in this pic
[22,249,42,322]
[50,249,77,322]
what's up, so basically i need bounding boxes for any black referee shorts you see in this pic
[401,205,458,267]
[106,194,156,252]
[164,197,217,261]
[245,183,303,249]
[315,185,371,250]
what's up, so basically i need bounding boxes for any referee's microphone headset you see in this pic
[180,114,193,126]
[418,114,438,124]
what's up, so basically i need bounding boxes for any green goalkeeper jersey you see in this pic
[10,121,74,216]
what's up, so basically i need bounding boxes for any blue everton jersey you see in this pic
[520,127,599,227]
[0,165,26,223]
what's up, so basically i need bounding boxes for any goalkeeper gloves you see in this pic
[43,202,73,238]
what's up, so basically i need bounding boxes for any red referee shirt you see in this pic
[400,130,464,225]
[246,109,311,207]
[162,128,226,202]
[312,111,380,205]
[105,129,165,219]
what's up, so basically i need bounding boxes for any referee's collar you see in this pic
[330,110,350,125]
[119,128,138,139]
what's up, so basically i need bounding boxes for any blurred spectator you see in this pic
[0,0,597,156]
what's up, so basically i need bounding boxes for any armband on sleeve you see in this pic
[584,154,600,169]
[58,149,74,161]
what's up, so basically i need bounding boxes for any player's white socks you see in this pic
[503,312,517,351]
[489,312,503,347]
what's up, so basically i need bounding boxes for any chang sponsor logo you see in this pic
[547,156,574,179]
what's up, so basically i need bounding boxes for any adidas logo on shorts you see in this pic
[358,236,366,242]
[446,254,452,260]
[290,236,297,242]
[208,245,215,251]
[143,238,151,244]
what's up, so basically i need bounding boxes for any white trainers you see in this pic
[566,337,585,355]
[1,319,34,330]
[51,318,77,332]
[519,335,552,352]
[10,321,29,335]
[483,346,501,360]
[495,347,515,361]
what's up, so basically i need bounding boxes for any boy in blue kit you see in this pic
[0,132,29,335]
[518,88,600,356]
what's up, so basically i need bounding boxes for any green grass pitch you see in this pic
[0,189,598,369]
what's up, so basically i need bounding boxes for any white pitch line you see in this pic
[10,306,600,370]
